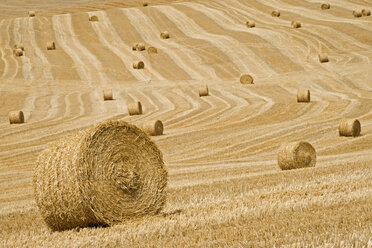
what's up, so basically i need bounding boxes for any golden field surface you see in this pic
[1,0,372,246]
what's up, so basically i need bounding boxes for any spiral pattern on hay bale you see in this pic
[147,47,158,54]
[246,21,255,28]
[103,89,113,101]
[318,53,329,63]
[198,85,209,97]
[277,141,316,170]
[291,21,301,28]
[143,120,164,136]
[33,120,167,231]
[133,61,145,69]
[46,41,56,50]
[89,15,99,22]
[339,118,361,137]
[240,74,254,84]
[272,10,280,17]
[297,89,310,103]
[128,101,143,115]
[362,9,371,16]
[8,110,24,124]
[14,48,23,57]
[353,10,362,17]
[321,3,330,10]
[28,11,35,17]
[160,31,170,39]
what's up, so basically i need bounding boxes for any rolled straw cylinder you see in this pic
[14,48,23,57]
[8,110,24,124]
[291,21,301,28]
[46,41,56,50]
[132,44,137,51]
[89,15,99,21]
[362,9,371,16]
[33,120,167,231]
[147,47,158,54]
[14,44,24,51]
[143,120,163,136]
[297,89,310,102]
[277,141,316,170]
[136,43,146,51]
[128,101,143,115]
[318,53,329,63]
[198,85,209,97]
[240,74,254,84]
[160,31,170,39]
[103,89,113,101]
[246,21,255,28]
[353,10,362,17]
[143,2,149,7]
[28,11,35,17]
[321,3,330,10]
[272,10,280,17]
[133,61,145,69]
[339,118,361,137]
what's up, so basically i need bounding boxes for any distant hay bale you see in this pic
[272,10,280,17]
[89,15,99,22]
[339,118,361,137]
[128,101,143,115]
[132,44,137,51]
[143,2,148,7]
[321,3,330,10]
[291,21,301,28]
[297,89,310,103]
[160,31,170,39]
[198,85,209,97]
[362,9,371,16]
[133,61,145,69]
[136,43,146,51]
[143,120,163,136]
[33,120,167,231]
[28,11,35,17]
[277,141,316,170]
[147,46,158,54]
[8,110,24,124]
[46,41,56,50]
[240,74,254,84]
[246,21,255,28]
[353,10,362,17]
[14,48,23,57]
[14,44,24,51]
[318,53,329,63]
[103,89,113,101]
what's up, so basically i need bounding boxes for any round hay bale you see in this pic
[14,44,24,51]
[318,53,329,63]
[277,141,316,170]
[132,44,137,51]
[198,85,209,97]
[362,9,371,16]
[160,31,170,39]
[353,10,362,17]
[8,110,24,124]
[33,120,167,231]
[246,21,255,28]
[46,41,56,50]
[28,11,35,17]
[339,118,361,137]
[133,61,145,69]
[297,89,310,103]
[89,15,99,22]
[321,3,330,10]
[128,101,143,115]
[272,10,280,17]
[147,46,158,54]
[143,120,163,136]
[291,21,301,28]
[143,2,149,7]
[240,74,254,84]
[136,43,146,51]
[103,89,113,101]
[14,48,23,57]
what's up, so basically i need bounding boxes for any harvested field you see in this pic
[0,0,372,247]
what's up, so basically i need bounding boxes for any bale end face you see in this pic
[272,10,280,17]
[318,53,329,63]
[47,42,56,50]
[362,9,371,16]
[143,120,163,136]
[28,11,35,17]
[199,85,209,97]
[133,61,145,69]
[240,74,254,84]
[246,21,255,28]
[9,111,25,124]
[277,141,316,170]
[128,101,143,115]
[321,3,330,10]
[291,21,301,28]
[89,15,99,22]
[103,89,113,101]
[339,118,361,137]
[297,89,310,103]
[160,31,170,39]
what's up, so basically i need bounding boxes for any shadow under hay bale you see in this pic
[133,61,145,69]
[199,85,209,97]
[47,41,56,50]
[9,110,24,124]
[291,21,301,28]
[277,141,316,170]
[339,118,361,137]
[143,120,163,136]
[246,21,255,28]
[297,89,310,103]
[353,10,362,17]
[362,9,371,16]
[33,120,167,231]
[272,10,280,17]
[14,48,23,57]
[103,89,113,101]
[89,15,98,22]
[318,53,329,63]
[28,11,35,17]
[128,101,143,115]
[160,31,170,39]
[321,3,330,10]
[147,47,158,54]
[240,74,254,84]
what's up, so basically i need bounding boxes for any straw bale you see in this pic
[147,47,158,54]
[33,120,167,231]
[132,44,137,51]
[272,10,280,17]
[136,43,146,51]
[160,31,170,39]
[198,85,209,97]
[89,15,99,22]
[46,41,56,50]
[240,74,254,84]
[8,110,24,124]
[297,89,310,103]
[339,118,361,137]
[291,21,301,28]
[14,48,23,57]
[133,61,145,69]
[14,44,24,51]
[246,21,255,28]
[318,53,329,63]
[321,3,330,10]
[353,10,362,17]
[143,120,163,136]
[362,9,371,16]
[277,141,316,170]
[103,89,113,101]
[128,101,143,115]
[29,11,35,17]
[143,2,148,7]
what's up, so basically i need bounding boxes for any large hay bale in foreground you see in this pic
[353,10,362,17]
[14,48,23,57]
[291,21,301,28]
[246,21,255,28]
[147,46,158,54]
[272,10,280,17]
[297,89,310,102]
[339,118,361,137]
[321,3,330,10]
[362,9,371,16]
[199,85,209,97]
[240,74,254,84]
[277,141,316,170]
[33,120,167,231]
[8,110,24,124]
[133,61,145,69]
[28,11,35,17]
[128,101,143,115]
[46,41,56,50]
[143,120,163,136]
[89,15,99,22]
[103,89,113,101]
[136,43,146,51]
[318,53,329,63]
[160,31,170,39]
